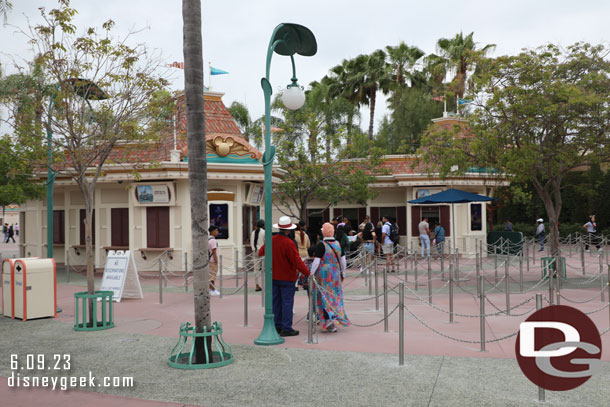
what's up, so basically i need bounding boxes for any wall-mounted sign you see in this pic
[133,183,175,206]
[248,184,264,206]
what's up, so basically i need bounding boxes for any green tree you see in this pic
[0,137,44,207]
[228,101,262,144]
[0,0,12,24]
[271,81,383,221]
[9,0,170,298]
[360,50,392,140]
[418,43,610,258]
[428,32,495,98]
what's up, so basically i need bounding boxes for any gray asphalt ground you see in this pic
[1,316,610,407]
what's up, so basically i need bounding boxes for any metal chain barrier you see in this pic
[404,302,519,344]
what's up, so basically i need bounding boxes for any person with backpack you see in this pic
[381,216,397,272]
[433,222,445,255]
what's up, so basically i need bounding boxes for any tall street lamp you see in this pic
[254,23,316,346]
[46,78,107,259]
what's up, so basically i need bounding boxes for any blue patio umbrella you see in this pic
[409,189,495,252]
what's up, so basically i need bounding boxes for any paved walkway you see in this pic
[1,245,610,406]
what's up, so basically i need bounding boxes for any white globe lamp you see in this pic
[281,84,305,110]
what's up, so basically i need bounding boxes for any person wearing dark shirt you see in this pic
[259,216,310,337]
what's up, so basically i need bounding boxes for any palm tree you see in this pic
[385,42,425,89]
[428,32,495,98]
[324,58,363,141]
[0,0,12,24]
[228,101,257,142]
[182,0,212,363]
[360,49,391,140]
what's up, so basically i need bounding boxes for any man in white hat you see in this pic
[258,216,310,337]
[535,218,545,252]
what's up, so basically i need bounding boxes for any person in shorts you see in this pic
[381,216,396,272]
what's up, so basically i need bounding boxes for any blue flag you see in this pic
[457,98,473,105]
[210,66,229,75]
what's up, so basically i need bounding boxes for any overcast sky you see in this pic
[2,0,610,133]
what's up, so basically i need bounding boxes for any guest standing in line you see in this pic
[310,222,350,332]
[258,216,310,337]
[208,226,221,296]
[250,219,265,291]
[418,217,431,258]
[433,222,445,255]
[584,215,601,252]
[535,218,545,252]
[295,220,311,258]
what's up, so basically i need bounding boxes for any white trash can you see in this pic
[2,259,16,318]
[13,258,57,321]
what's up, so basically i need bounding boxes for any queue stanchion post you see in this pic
[428,256,432,304]
[219,255,223,299]
[235,248,240,288]
[158,258,163,305]
[244,257,248,327]
[383,266,388,333]
[399,282,404,366]
[414,256,419,291]
[308,274,314,344]
[536,293,545,402]
[478,275,485,352]
[519,251,523,292]
[449,264,454,324]
[184,252,189,293]
[598,254,605,303]
[66,250,70,283]
[494,246,498,284]
[375,261,380,311]
[505,258,510,315]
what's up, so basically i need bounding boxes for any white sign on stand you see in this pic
[100,250,143,302]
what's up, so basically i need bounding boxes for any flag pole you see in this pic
[208,62,212,90]
[456,95,459,116]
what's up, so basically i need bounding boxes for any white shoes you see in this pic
[210,289,220,296]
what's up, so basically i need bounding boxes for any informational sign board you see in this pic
[136,185,169,203]
[100,250,143,302]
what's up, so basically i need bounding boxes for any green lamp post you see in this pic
[46,79,107,259]
[254,23,317,346]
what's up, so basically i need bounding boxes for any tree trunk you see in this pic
[183,0,212,363]
[532,177,562,260]
[368,87,376,140]
[346,113,353,145]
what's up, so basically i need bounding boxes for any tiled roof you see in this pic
[102,92,247,166]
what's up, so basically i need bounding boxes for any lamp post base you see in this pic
[254,313,285,345]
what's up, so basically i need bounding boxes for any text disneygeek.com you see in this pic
[8,371,134,391]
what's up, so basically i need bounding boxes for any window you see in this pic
[470,203,482,231]
[209,203,229,239]
[146,207,170,248]
[111,208,129,247]
[79,209,95,245]
[53,210,65,245]
[421,207,440,228]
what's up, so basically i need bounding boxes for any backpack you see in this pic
[389,222,399,243]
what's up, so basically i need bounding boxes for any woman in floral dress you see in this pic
[310,222,350,332]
